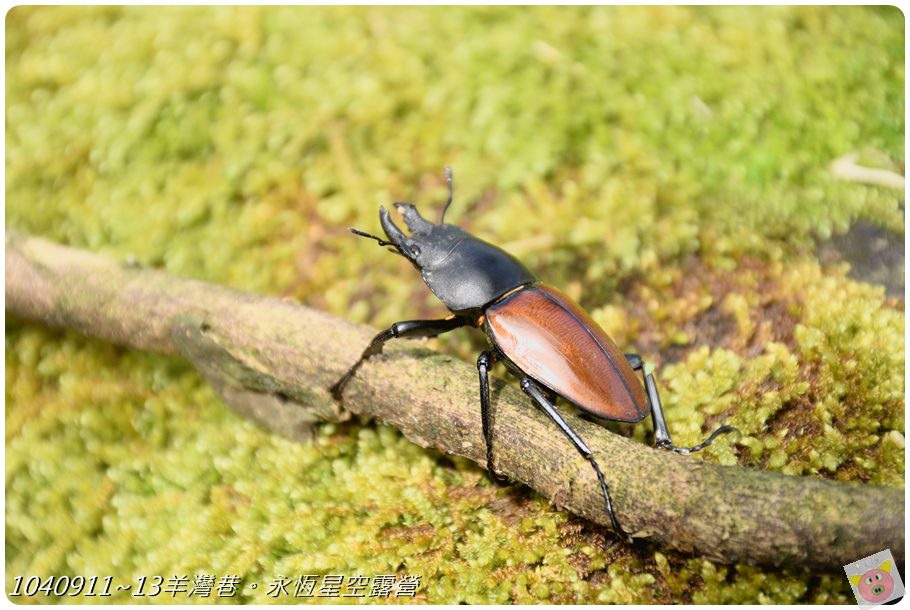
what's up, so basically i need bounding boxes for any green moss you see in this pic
[6,6,903,604]
[640,262,904,485]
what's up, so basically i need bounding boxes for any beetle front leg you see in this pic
[520,377,629,541]
[331,317,468,400]
[477,350,510,484]
[625,353,738,454]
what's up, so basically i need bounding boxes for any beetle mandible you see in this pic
[331,167,737,538]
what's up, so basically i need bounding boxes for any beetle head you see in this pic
[379,203,468,271]
[350,167,537,314]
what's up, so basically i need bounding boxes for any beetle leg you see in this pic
[331,317,468,400]
[520,377,629,541]
[625,353,739,455]
[477,350,509,484]
[624,353,644,370]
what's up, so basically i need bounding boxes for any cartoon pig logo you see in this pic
[850,561,895,604]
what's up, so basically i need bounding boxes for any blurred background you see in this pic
[5,6,904,603]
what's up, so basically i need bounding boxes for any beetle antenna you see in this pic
[349,228,405,257]
[439,166,454,224]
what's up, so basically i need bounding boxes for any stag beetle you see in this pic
[331,167,737,538]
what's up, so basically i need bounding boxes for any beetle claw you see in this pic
[658,442,691,455]
[379,206,408,247]
[488,470,511,485]
[657,425,739,454]
[394,202,435,234]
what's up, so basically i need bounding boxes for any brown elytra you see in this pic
[484,284,648,422]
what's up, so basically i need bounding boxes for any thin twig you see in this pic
[830,152,905,190]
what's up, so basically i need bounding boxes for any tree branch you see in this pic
[5,232,904,571]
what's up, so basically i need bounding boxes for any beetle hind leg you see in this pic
[520,377,629,541]
[625,353,739,454]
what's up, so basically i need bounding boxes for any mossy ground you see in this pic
[5,6,904,604]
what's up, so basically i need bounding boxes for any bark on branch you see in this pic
[5,232,904,572]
